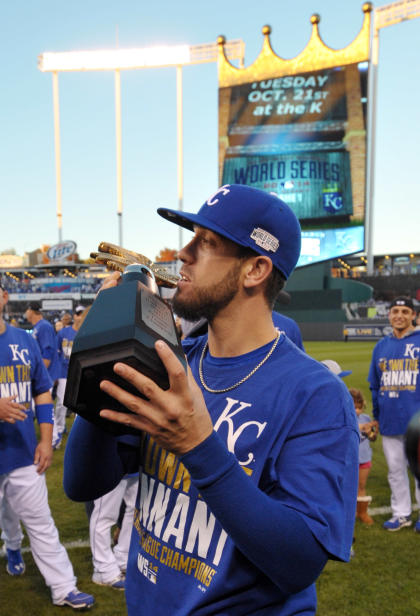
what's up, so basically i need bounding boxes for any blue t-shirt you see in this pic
[122,334,358,615]
[182,313,305,351]
[358,412,373,464]
[32,319,61,382]
[0,325,52,474]
[272,311,305,351]
[368,329,420,435]
[56,325,78,378]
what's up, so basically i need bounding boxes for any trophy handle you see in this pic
[90,242,180,288]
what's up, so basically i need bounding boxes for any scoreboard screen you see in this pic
[219,61,369,266]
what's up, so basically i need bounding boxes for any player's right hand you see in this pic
[99,340,213,457]
[0,396,27,423]
[96,270,121,296]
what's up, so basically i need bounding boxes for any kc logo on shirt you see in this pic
[404,344,420,359]
[8,344,30,366]
[213,397,267,466]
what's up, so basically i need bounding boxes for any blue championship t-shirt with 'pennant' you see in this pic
[0,324,52,474]
[368,329,420,435]
[124,334,359,616]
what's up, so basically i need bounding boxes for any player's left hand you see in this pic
[99,340,213,456]
[34,441,53,474]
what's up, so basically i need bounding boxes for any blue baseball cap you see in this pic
[157,184,301,279]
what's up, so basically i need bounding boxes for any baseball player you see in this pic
[54,305,87,449]
[178,311,304,350]
[272,311,305,351]
[0,496,25,574]
[89,473,138,589]
[61,312,73,328]
[24,301,61,447]
[368,296,420,532]
[64,185,359,615]
[24,301,61,383]
[0,283,94,609]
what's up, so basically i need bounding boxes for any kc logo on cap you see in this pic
[158,183,301,280]
[206,185,231,206]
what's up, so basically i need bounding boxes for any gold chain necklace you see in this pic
[199,330,281,394]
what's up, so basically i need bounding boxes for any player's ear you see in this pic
[242,256,273,289]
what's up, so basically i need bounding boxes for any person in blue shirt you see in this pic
[0,284,94,610]
[179,311,304,351]
[54,305,88,449]
[368,296,420,533]
[24,301,61,384]
[272,311,304,351]
[64,184,359,616]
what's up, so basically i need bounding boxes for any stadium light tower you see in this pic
[366,0,420,274]
[38,40,245,250]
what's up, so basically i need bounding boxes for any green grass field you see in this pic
[1,341,419,615]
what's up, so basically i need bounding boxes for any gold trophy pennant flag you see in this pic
[90,242,179,288]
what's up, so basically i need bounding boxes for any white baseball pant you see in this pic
[0,494,24,550]
[52,378,68,445]
[0,464,76,602]
[382,434,420,517]
[90,475,138,584]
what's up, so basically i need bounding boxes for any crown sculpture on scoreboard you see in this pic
[216,2,373,87]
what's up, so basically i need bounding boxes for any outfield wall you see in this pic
[274,261,373,341]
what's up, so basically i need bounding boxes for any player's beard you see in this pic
[172,261,242,323]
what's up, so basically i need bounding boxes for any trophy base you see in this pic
[64,339,170,436]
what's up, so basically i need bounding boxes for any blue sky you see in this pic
[1,1,419,261]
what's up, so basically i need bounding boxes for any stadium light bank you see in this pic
[38,40,245,251]
[366,0,420,274]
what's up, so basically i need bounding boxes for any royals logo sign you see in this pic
[322,189,343,214]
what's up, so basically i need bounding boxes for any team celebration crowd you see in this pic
[1,185,419,614]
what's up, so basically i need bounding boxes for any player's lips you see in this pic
[177,271,191,287]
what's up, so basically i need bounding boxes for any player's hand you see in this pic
[34,440,53,474]
[0,396,27,423]
[99,340,213,456]
[96,270,121,295]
